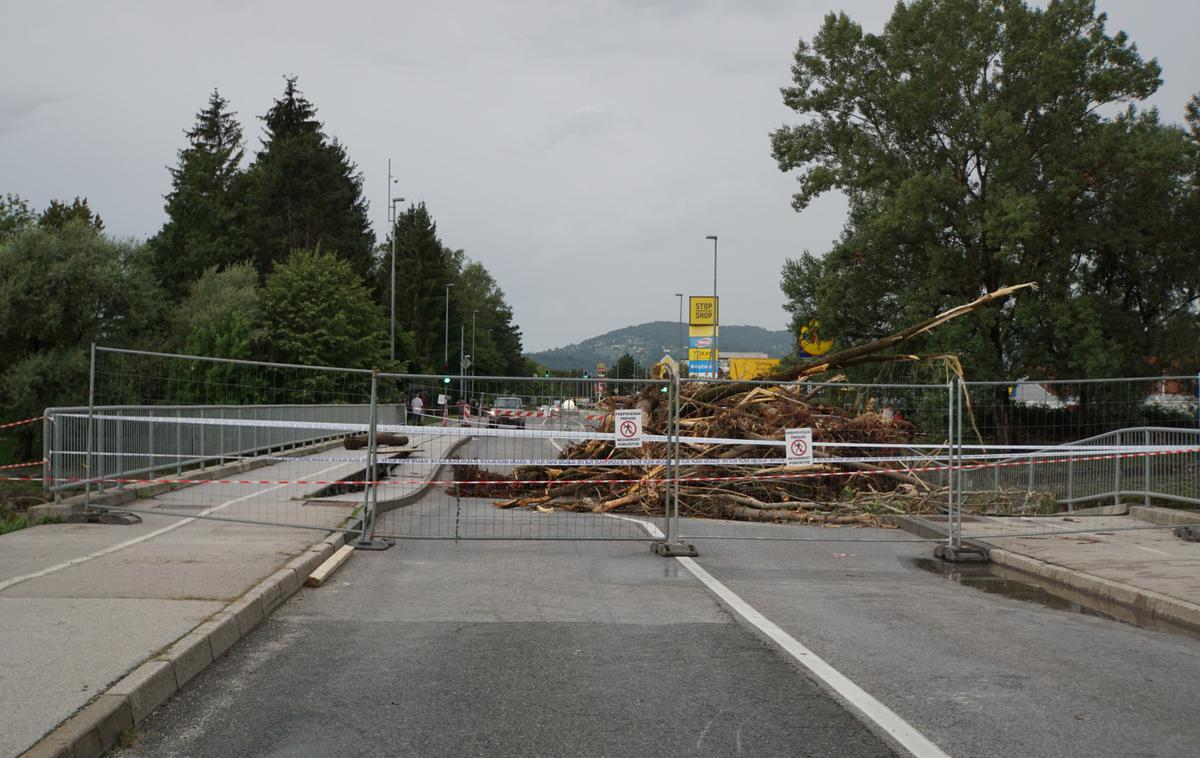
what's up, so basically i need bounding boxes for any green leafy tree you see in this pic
[151,89,249,296]
[453,260,529,377]
[38,197,103,232]
[163,263,265,403]
[0,193,35,243]
[0,224,163,459]
[261,248,386,376]
[771,0,1195,380]
[243,77,374,279]
[175,263,262,357]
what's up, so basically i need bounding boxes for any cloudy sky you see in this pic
[3,1,1198,351]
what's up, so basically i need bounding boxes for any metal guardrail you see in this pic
[957,426,1200,508]
[42,403,405,496]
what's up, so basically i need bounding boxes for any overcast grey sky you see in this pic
[3,1,1198,350]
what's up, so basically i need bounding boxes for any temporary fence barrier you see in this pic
[33,346,1200,549]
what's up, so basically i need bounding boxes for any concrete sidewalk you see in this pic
[1,433,462,758]
[901,505,1200,635]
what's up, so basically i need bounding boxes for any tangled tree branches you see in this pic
[453,285,1033,524]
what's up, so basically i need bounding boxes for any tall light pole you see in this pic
[389,195,405,361]
[705,235,718,378]
[470,308,478,400]
[444,283,453,369]
[674,292,684,364]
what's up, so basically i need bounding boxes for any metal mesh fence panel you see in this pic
[368,373,666,541]
[52,347,384,532]
[43,346,1196,542]
[958,376,1200,513]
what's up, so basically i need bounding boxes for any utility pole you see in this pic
[674,292,684,364]
[706,235,718,378]
[387,159,404,361]
[444,283,454,371]
[471,309,478,402]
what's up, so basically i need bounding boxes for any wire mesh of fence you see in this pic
[957,377,1200,514]
[40,347,1199,545]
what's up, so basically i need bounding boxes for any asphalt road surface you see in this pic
[113,417,1200,758]
[113,537,898,758]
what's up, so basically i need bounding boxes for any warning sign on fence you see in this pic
[614,409,643,449]
[785,427,813,466]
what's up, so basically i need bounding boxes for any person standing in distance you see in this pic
[411,392,425,425]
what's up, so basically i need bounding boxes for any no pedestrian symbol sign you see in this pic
[785,427,813,466]
[615,409,643,449]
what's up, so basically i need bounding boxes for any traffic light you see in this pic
[544,370,550,377]
[583,371,589,379]
[442,376,451,385]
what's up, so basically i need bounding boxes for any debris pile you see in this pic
[452,382,937,524]
[449,284,1034,524]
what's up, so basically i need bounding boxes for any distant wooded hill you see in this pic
[528,321,793,370]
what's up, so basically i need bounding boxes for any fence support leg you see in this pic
[935,378,986,563]
[652,370,697,558]
[354,370,393,551]
[84,343,96,512]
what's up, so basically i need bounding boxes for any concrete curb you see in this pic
[374,434,473,515]
[987,548,1200,635]
[889,515,1200,637]
[28,439,345,526]
[1130,505,1200,526]
[18,531,347,758]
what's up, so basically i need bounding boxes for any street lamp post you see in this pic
[705,235,718,378]
[674,292,684,365]
[444,283,453,369]
[387,158,405,362]
[389,196,405,361]
[470,309,478,400]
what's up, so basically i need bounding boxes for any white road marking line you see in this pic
[605,513,951,758]
[1134,545,1169,556]
[0,460,351,593]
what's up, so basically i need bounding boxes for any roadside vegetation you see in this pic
[774,0,1200,381]
[1,77,538,474]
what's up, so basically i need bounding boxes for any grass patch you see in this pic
[0,514,27,535]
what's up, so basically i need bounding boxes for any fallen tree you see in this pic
[449,284,1034,523]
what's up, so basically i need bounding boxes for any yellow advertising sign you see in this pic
[689,296,718,326]
[688,348,713,362]
[729,358,782,380]
[798,320,833,357]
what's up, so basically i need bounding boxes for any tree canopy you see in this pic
[38,197,104,233]
[379,201,530,375]
[151,89,249,295]
[772,0,1199,379]
[243,77,374,279]
[0,220,163,457]
[261,247,387,372]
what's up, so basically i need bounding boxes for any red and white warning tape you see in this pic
[0,415,44,430]
[12,446,1198,488]
[0,459,45,471]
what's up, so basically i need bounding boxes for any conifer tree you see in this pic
[151,89,248,295]
[243,77,373,278]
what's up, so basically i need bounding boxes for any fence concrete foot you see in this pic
[933,544,988,563]
[652,541,698,558]
[351,537,394,551]
[68,507,142,526]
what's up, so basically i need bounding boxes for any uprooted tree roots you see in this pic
[449,284,1034,526]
